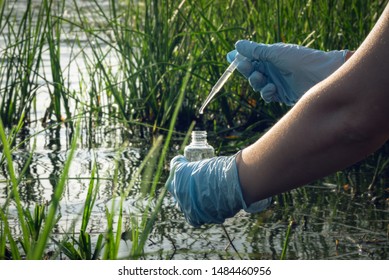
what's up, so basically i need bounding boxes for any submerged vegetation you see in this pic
[0,0,388,259]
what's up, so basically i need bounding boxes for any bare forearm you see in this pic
[237,87,387,204]
[237,4,389,205]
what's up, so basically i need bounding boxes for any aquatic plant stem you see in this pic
[132,57,194,258]
[0,118,30,253]
[29,118,81,259]
[280,219,294,260]
[221,224,242,260]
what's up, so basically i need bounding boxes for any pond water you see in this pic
[0,0,388,260]
[2,121,388,260]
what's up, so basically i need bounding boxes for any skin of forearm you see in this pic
[345,50,354,61]
[237,4,389,206]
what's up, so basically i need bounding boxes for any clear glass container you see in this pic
[184,131,215,162]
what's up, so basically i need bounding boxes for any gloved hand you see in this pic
[166,154,271,227]
[227,40,348,105]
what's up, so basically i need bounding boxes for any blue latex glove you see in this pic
[227,40,348,105]
[166,154,272,227]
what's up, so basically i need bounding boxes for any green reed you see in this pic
[0,0,45,126]
[43,0,73,126]
[0,116,80,259]
[53,162,104,260]
[0,0,75,128]
[0,55,193,259]
[1,0,387,131]
[0,117,30,255]
[280,219,294,260]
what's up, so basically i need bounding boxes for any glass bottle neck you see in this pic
[191,131,208,144]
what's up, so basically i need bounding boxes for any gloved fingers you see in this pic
[170,155,188,169]
[165,165,175,194]
[166,155,188,192]
[252,60,266,73]
[228,50,255,78]
[248,71,267,91]
[228,48,267,78]
[236,59,255,78]
[165,166,185,216]
[226,50,237,63]
[235,40,269,61]
[260,83,277,103]
[236,40,289,63]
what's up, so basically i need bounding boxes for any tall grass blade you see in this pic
[43,0,73,126]
[280,219,294,260]
[0,117,30,254]
[103,149,125,260]
[131,57,194,258]
[24,204,46,243]
[81,162,98,233]
[0,209,20,259]
[28,118,81,259]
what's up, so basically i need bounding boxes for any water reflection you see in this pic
[1,111,389,260]
[1,119,388,259]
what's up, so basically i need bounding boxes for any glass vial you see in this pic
[184,131,215,162]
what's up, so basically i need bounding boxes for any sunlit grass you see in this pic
[1,0,386,130]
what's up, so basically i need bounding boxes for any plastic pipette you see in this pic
[199,54,244,114]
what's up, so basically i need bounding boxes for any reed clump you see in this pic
[1,0,385,131]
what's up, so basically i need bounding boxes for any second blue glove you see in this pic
[227,40,348,105]
[166,154,272,227]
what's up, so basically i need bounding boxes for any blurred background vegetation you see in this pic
[1,0,387,133]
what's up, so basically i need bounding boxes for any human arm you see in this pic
[237,4,389,204]
[166,5,389,227]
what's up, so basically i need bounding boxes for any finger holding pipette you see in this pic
[227,40,348,105]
